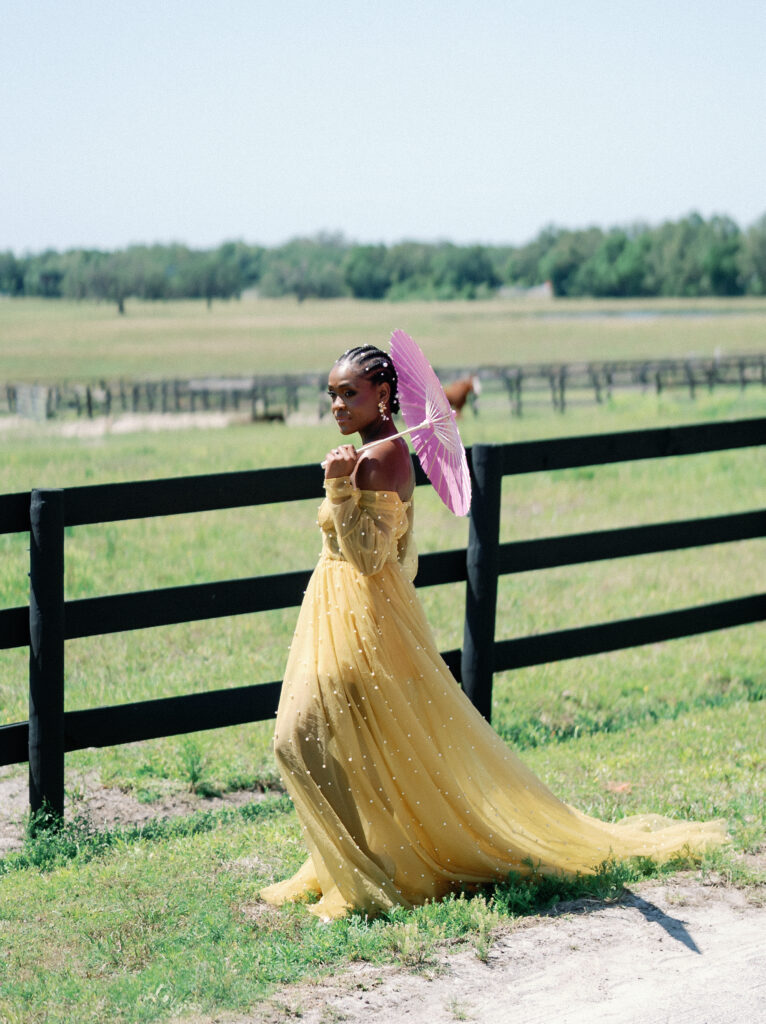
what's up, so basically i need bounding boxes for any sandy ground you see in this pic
[0,410,257,438]
[3,767,764,1024]
[231,879,766,1024]
[0,408,325,440]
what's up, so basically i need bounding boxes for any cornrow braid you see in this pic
[336,345,400,414]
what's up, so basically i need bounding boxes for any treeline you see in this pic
[2,212,766,309]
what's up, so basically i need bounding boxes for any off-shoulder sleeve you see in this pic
[324,476,405,576]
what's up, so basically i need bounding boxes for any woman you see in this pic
[260,344,726,921]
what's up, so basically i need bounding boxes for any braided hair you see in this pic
[335,345,400,414]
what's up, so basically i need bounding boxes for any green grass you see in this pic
[3,294,766,380]
[0,300,765,1023]
[523,702,766,852]
[0,703,763,1024]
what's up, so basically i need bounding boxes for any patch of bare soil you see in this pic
[0,765,268,855]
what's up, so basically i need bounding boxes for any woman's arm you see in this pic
[323,478,402,576]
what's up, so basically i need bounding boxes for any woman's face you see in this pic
[327,362,384,436]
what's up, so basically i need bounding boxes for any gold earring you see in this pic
[378,400,388,420]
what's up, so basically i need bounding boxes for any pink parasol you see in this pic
[361,329,471,516]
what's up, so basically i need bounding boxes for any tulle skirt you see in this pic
[261,554,728,919]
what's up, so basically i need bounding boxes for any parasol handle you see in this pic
[357,418,431,453]
[319,418,430,468]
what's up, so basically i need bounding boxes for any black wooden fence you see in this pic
[1,418,765,820]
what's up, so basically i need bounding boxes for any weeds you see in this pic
[385,918,445,968]
[446,996,475,1020]
[179,737,223,797]
[699,845,766,888]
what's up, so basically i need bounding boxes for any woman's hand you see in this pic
[323,444,359,479]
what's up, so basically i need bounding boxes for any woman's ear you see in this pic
[377,382,391,408]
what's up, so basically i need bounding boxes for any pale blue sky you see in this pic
[2,0,764,254]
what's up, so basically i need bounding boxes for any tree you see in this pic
[643,213,711,296]
[384,242,434,299]
[82,252,135,312]
[575,229,652,297]
[259,236,348,300]
[343,245,391,299]
[22,250,65,297]
[503,225,561,288]
[702,216,743,296]
[538,228,602,296]
[430,244,500,298]
[0,251,26,295]
[739,213,766,294]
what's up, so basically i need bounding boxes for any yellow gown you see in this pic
[260,477,727,920]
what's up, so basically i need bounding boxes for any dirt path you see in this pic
[226,878,765,1024]
[3,768,764,1024]
[0,410,253,439]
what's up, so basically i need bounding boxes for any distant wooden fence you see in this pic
[486,354,766,414]
[4,354,765,421]
[1,418,764,821]
[4,375,315,422]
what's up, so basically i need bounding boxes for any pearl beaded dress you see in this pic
[260,476,727,920]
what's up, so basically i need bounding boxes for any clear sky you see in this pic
[2,0,764,254]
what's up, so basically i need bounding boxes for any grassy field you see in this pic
[0,297,765,1023]
[3,294,766,380]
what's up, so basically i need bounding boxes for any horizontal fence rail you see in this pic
[1,417,764,819]
[497,510,766,574]
[494,594,766,672]
[499,418,766,474]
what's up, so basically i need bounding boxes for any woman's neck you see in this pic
[359,416,396,446]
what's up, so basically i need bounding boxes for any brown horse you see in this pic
[444,375,481,416]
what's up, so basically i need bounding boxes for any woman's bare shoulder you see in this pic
[354,439,414,499]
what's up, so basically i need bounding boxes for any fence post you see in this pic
[684,361,694,400]
[28,489,66,824]
[461,444,502,721]
[549,370,559,411]
[590,366,602,404]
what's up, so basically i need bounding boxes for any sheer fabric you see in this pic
[260,477,727,919]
